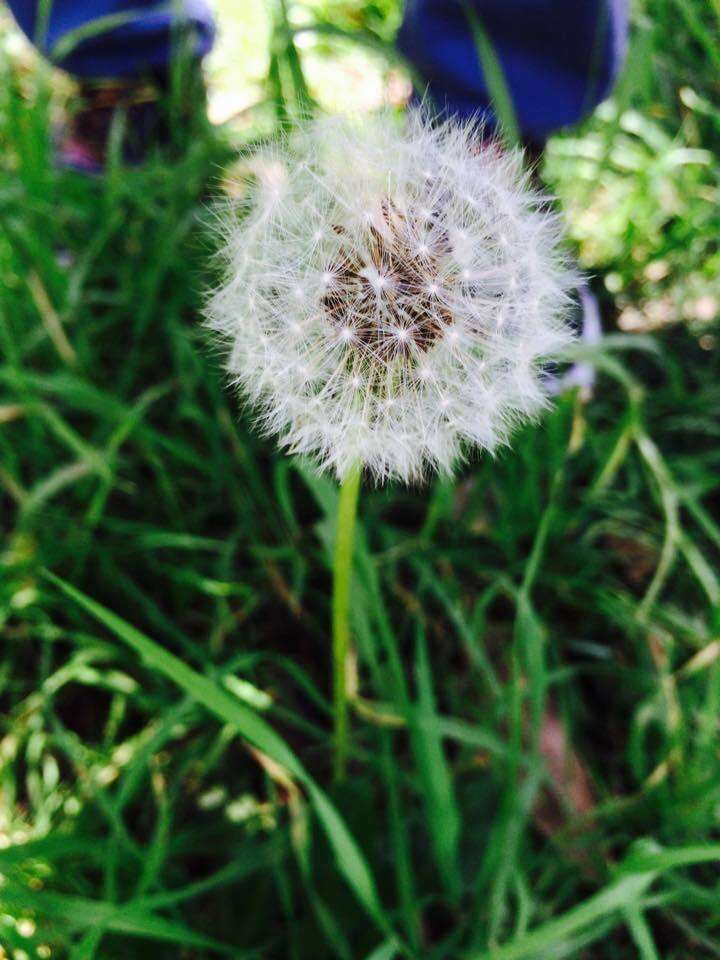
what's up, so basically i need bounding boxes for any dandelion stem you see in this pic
[332,462,362,781]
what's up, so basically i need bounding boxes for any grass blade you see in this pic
[461,2,521,148]
[44,570,392,936]
[409,628,462,898]
[465,872,656,960]
[0,886,236,954]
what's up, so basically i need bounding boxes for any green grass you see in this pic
[1,1,720,958]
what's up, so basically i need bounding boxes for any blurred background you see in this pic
[208,0,408,119]
[1,1,719,959]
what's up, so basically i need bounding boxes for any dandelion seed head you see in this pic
[206,110,577,483]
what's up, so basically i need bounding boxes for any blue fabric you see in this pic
[6,0,215,77]
[5,0,627,140]
[398,0,629,142]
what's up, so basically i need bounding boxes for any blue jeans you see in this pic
[5,0,215,77]
[398,0,629,142]
[5,0,628,141]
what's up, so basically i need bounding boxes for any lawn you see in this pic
[1,1,720,958]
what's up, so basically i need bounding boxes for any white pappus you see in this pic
[206,110,577,484]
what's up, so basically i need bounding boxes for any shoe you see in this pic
[55,77,169,173]
[55,64,207,173]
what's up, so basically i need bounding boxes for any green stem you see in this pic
[332,462,362,781]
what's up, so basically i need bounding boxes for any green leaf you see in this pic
[467,843,720,960]
[0,886,235,954]
[461,3,521,149]
[44,570,391,935]
[618,843,720,875]
[465,872,656,960]
[623,906,661,960]
[408,629,462,898]
[363,939,401,960]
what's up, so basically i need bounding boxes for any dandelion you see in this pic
[208,112,575,482]
[206,110,577,776]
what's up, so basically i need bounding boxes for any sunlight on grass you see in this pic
[208,0,405,123]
